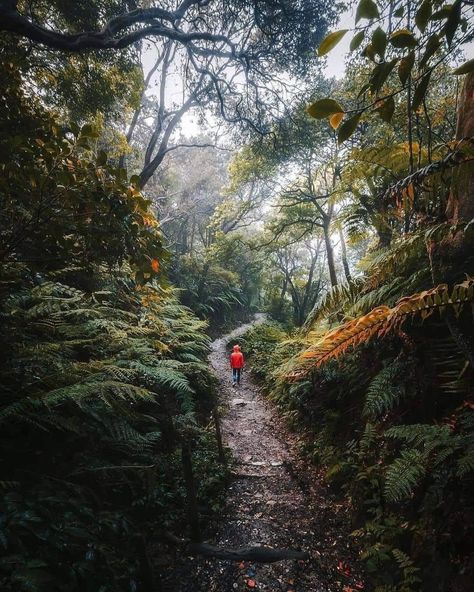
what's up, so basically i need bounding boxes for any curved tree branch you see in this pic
[0,1,239,56]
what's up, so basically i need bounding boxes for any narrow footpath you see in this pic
[163,317,364,592]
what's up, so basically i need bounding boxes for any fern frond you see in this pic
[131,362,194,396]
[364,360,408,418]
[385,424,451,447]
[360,422,378,452]
[0,481,20,489]
[426,333,472,396]
[102,417,161,452]
[0,381,156,422]
[384,449,426,502]
[457,452,474,477]
[360,222,468,291]
[382,140,474,204]
[291,278,473,377]
[302,279,365,331]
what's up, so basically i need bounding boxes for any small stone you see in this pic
[232,398,246,406]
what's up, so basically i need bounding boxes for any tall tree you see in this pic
[2,0,338,186]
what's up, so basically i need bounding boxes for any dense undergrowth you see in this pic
[0,62,227,591]
[173,255,254,336]
[241,228,474,592]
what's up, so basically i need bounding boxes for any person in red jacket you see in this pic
[230,344,245,386]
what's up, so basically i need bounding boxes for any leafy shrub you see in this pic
[236,321,296,383]
[0,63,227,591]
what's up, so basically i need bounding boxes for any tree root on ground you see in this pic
[163,532,309,563]
[189,542,309,563]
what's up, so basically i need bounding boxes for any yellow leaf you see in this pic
[318,30,349,56]
[329,112,344,129]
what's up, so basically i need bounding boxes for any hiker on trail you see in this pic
[230,344,245,386]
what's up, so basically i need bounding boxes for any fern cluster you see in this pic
[0,264,225,591]
[0,68,225,591]
[245,224,473,590]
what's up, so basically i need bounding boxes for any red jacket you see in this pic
[230,346,244,369]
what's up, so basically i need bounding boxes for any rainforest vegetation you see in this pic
[0,0,473,590]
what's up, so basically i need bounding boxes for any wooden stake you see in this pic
[181,444,201,542]
[213,406,226,465]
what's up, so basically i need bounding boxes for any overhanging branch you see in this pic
[0,1,240,56]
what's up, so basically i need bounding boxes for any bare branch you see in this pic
[0,2,241,56]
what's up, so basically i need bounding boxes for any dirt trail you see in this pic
[163,317,363,591]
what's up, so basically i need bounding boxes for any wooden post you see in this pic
[213,406,226,465]
[181,443,201,542]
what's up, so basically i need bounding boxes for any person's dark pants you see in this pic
[232,368,242,384]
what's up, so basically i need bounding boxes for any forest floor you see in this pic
[162,317,365,592]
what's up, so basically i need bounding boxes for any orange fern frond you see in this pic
[289,278,474,379]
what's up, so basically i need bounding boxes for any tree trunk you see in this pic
[300,247,320,325]
[338,227,351,282]
[428,72,474,285]
[447,72,474,223]
[286,275,301,326]
[197,261,210,302]
[427,72,474,365]
[118,52,164,170]
[277,277,288,317]
[323,221,338,287]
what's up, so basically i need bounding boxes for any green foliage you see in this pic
[1,2,143,121]
[0,58,226,591]
[0,62,164,285]
[364,358,412,419]
[237,321,294,383]
[384,449,427,502]
[318,30,349,56]
[310,0,471,142]
[0,269,226,591]
[245,230,474,591]
[173,255,247,329]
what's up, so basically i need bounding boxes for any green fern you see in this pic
[384,449,426,502]
[385,424,451,448]
[457,451,474,477]
[364,360,409,419]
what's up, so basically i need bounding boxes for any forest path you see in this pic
[163,316,362,591]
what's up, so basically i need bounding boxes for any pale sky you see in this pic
[323,7,355,79]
